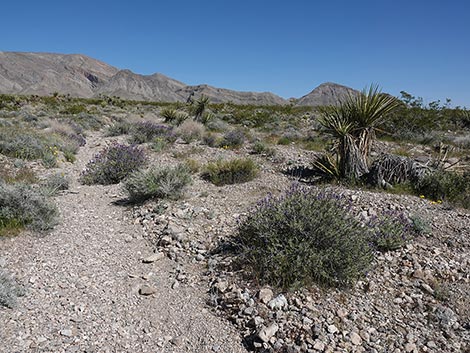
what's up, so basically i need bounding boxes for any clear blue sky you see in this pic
[2,0,469,107]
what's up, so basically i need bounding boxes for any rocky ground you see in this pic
[1,121,469,353]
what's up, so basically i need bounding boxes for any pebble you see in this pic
[258,323,279,342]
[60,329,73,337]
[139,285,157,296]
[258,288,274,304]
[142,252,165,263]
[327,324,338,334]
[267,294,288,310]
[350,332,362,345]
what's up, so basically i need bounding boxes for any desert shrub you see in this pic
[183,159,200,173]
[41,173,70,196]
[0,128,49,160]
[129,121,174,144]
[61,104,87,115]
[202,158,258,186]
[409,214,432,235]
[202,132,220,147]
[251,141,276,156]
[277,136,291,145]
[220,128,246,148]
[235,186,373,288]
[0,166,37,184]
[0,181,59,234]
[80,143,147,185]
[175,120,205,143]
[124,164,192,202]
[105,121,132,137]
[0,270,26,308]
[367,211,413,251]
[70,113,104,130]
[151,137,168,152]
[205,118,229,132]
[413,170,470,209]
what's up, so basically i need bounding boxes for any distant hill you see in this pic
[295,82,358,107]
[0,51,356,106]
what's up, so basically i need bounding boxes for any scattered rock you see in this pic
[267,294,288,310]
[258,288,273,304]
[139,285,157,296]
[142,252,165,263]
[258,322,279,342]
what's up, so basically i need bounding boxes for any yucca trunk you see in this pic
[339,134,369,179]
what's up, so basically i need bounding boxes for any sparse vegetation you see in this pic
[80,143,147,185]
[124,164,192,202]
[0,181,59,235]
[0,270,25,308]
[235,185,373,288]
[202,158,258,186]
[175,120,205,143]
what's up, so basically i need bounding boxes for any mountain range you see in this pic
[0,52,356,106]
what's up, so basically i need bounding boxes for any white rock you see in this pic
[350,332,362,345]
[327,324,338,334]
[258,323,279,342]
[258,288,273,304]
[142,252,165,263]
[267,294,288,310]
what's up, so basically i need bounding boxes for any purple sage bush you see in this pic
[80,143,147,185]
[236,185,373,289]
[129,121,175,144]
[367,211,413,252]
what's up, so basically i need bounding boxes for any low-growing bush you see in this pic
[80,143,147,185]
[0,270,25,308]
[124,164,192,202]
[0,165,37,184]
[176,120,205,143]
[251,141,276,156]
[129,121,174,144]
[235,186,373,288]
[105,121,132,137]
[202,158,258,186]
[41,173,70,196]
[413,170,470,209]
[367,211,413,251]
[0,181,59,234]
[220,129,246,149]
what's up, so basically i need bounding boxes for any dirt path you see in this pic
[0,133,247,353]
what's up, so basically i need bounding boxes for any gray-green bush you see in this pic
[0,270,26,308]
[202,158,258,186]
[124,164,192,202]
[0,181,59,233]
[236,185,373,288]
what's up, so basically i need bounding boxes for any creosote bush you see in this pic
[0,181,59,235]
[124,164,192,202]
[175,120,205,143]
[129,121,175,144]
[220,128,246,148]
[80,143,146,185]
[202,158,258,186]
[236,185,373,288]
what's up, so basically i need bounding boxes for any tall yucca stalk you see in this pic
[318,85,400,180]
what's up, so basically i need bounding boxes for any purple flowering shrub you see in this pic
[80,143,147,185]
[236,185,373,289]
[129,121,175,144]
[367,211,413,252]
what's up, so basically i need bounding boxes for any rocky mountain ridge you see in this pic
[0,51,356,106]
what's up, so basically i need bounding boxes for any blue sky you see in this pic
[2,0,469,107]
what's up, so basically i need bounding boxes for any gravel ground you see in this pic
[0,133,248,353]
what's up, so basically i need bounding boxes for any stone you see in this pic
[268,294,288,310]
[60,329,73,337]
[142,252,165,263]
[170,336,183,346]
[405,342,417,352]
[327,324,338,334]
[313,340,325,351]
[258,323,279,342]
[258,288,274,304]
[350,332,362,345]
[139,285,157,296]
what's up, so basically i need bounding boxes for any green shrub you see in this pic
[124,164,192,202]
[128,121,175,144]
[41,173,70,196]
[277,136,291,145]
[0,166,37,184]
[414,170,470,209]
[61,104,87,115]
[0,270,26,308]
[202,158,258,186]
[220,129,246,148]
[251,141,276,156]
[367,211,413,251]
[0,181,59,234]
[235,186,373,288]
[105,121,132,136]
[175,120,205,143]
[80,143,147,185]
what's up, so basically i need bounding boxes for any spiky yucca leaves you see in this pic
[192,95,210,122]
[318,85,400,180]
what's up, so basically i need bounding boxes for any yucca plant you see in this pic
[192,95,210,122]
[318,85,400,180]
